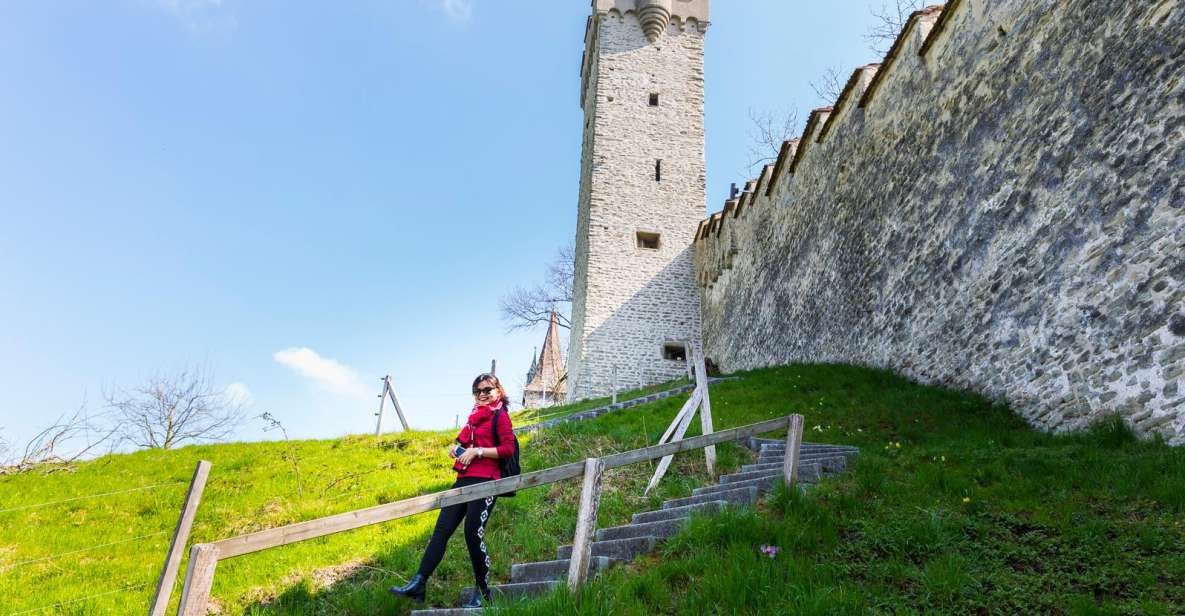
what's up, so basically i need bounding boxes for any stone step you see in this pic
[556,535,657,561]
[661,485,758,510]
[757,451,855,465]
[510,556,616,584]
[410,609,480,616]
[458,581,559,605]
[749,437,859,450]
[727,463,820,485]
[719,467,786,484]
[596,517,686,542]
[745,456,848,474]
[633,499,726,524]
[692,469,818,498]
[760,445,858,456]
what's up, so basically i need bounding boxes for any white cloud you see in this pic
[423,0,473,22]
[224,382,254,407]
[273,347,370,400]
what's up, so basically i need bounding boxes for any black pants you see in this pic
[417,476,497,587]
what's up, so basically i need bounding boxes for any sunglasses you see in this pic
[473,386,497,396]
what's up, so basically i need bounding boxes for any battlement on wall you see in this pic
[696,3,948,286]
[693,0,1185,445]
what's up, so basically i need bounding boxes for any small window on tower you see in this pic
[655,159,662,182]
[662,343,687,362]
[637,231,661,250]
[649,93,660,106]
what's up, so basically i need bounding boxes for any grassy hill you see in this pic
[2,365,1183,614]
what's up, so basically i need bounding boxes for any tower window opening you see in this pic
[662,343,687,362]
[649,93,660,106]
[655,159,662,182]
[637,231,661,250]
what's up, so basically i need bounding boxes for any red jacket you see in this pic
[454,402,516,479]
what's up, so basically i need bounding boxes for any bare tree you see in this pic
[810,67,845,105]
[500,244,573,332]
[2,401,120,474]
[746,107,800,172]
[105,367,245,450]
[867,0,926,56]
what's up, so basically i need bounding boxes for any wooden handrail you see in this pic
[179,414,795,615]
[211,415,789,559]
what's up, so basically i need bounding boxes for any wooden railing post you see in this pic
[567,457,605,591]
[783,414,804,487]
[178,543,219,616]
[148,460,211,616]
[693,350,716,477]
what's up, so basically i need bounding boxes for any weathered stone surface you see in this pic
[694,0,1185,445]
[568,5,708,400]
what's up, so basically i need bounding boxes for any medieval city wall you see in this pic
[695,0,1185,444]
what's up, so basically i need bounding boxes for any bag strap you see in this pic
[490,407,501,446]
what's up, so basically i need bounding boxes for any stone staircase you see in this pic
[409,439,858,615]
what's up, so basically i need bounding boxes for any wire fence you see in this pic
[0,481,185,515]
[0,479,186,616]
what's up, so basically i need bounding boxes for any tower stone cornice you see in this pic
[592,0,710,27]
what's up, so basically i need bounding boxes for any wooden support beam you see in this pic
[149,460,211,616]
[783,414,804,487]
[656,387,702,445]
[567,458,605,590]
[385,375,411,432]
[644,394,700,496]
[177,543,219,616]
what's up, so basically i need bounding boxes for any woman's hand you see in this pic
[447,445,459,459]
[457,448,481,466]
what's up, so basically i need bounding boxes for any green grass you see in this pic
[2,365,1183,614]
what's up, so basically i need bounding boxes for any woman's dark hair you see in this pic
[472,373,511,410]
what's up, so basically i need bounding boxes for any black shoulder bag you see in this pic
[490,407,521,497]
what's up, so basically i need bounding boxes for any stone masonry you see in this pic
[695,0,1185,444]
[567,0,709,401]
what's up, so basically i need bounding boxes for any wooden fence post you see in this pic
[693,350,716,477]
[783,414,804,487]
[374,377,389,437]
[148,460,212,616]
[567,457,605,591]
[178,543,220,616]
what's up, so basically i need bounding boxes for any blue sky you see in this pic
[0,0,893,448]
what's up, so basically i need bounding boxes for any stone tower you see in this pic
[567,0,709,401]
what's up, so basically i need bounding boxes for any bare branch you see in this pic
[746,107,799,173]
[499,243,573,332]
[810,67,844,105]
[1,401,120,474]
[104,366,245,450]
[260,412,303,499]
[867,0,925,56]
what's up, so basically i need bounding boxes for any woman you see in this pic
[389,373,517,608]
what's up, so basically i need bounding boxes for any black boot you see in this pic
[388,573,427,602]
[462,586,491,608]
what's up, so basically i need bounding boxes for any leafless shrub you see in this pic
[867,0,926,56]
[1,401,120,474]
[747,107,800,173]
[105,367,244,450]
[499,243,573,332]
[810,67,845,105]
[260,412,303,499]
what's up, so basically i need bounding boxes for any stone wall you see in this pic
[568,6,708,401]
[695,0,1185,444]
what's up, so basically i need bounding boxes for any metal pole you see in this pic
[490,359,496,375]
